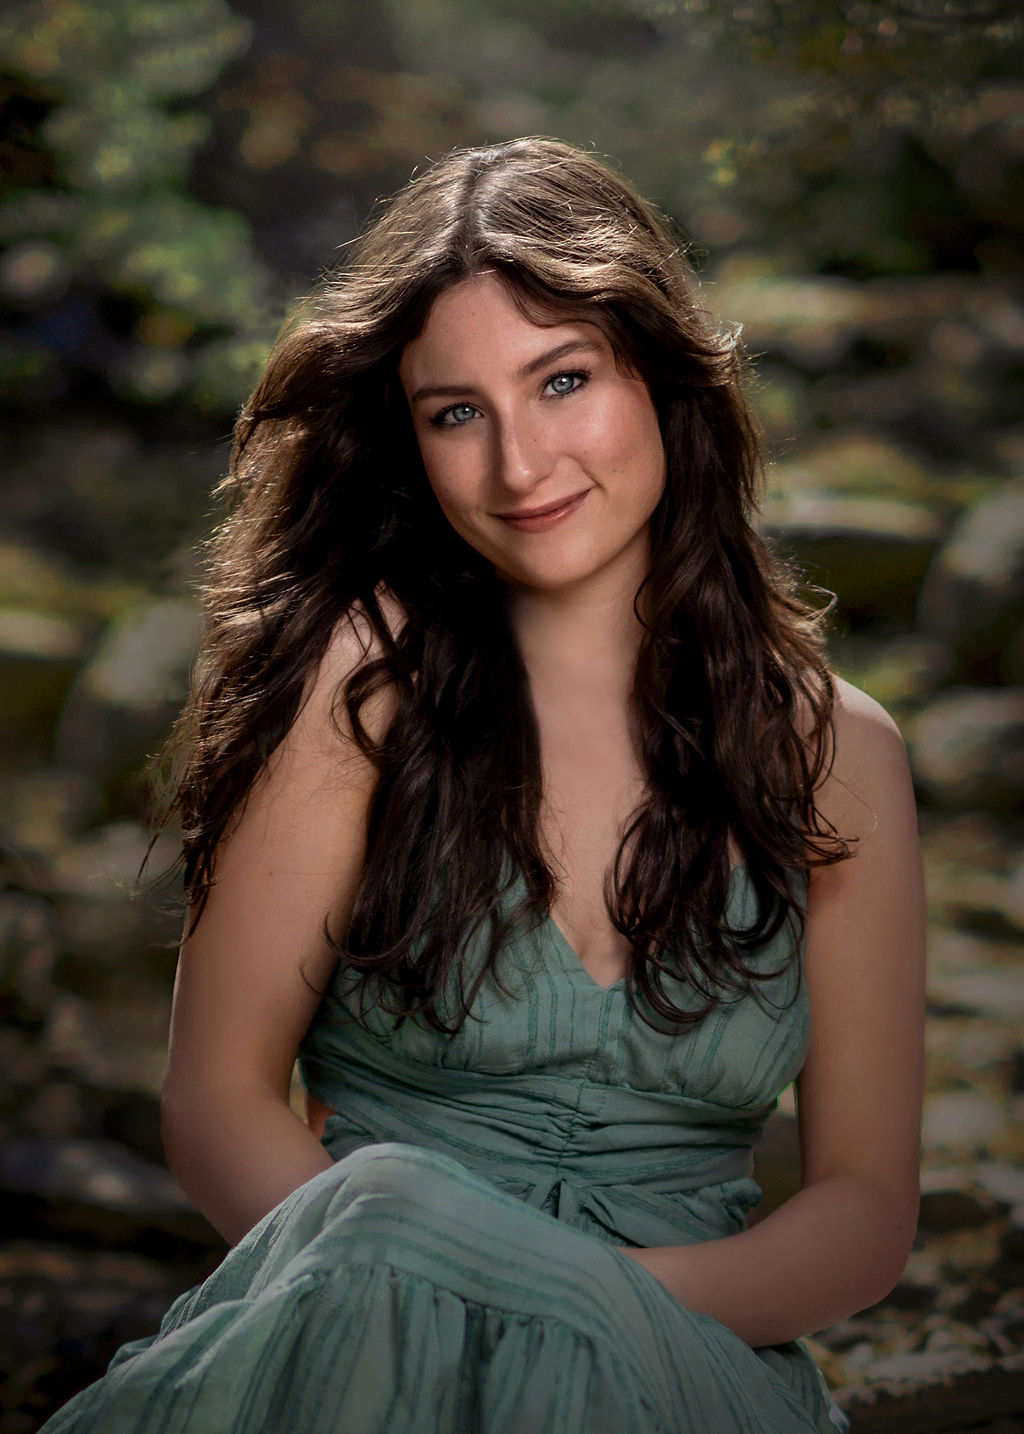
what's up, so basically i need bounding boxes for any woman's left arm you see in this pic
[616,677,927,1348]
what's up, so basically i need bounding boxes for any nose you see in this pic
[491,409,554,494]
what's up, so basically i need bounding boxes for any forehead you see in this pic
[398,273,606,383]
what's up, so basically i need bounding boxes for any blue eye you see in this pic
[429,370,589,428]
[546,371,588,397]
[433,403,479,428]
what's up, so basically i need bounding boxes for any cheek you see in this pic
[576,378,654,445]
[634,397,667,488]
[595,392,665,483]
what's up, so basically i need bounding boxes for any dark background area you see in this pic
[1,1,1023,1429]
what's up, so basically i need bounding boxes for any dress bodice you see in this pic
[299,864,809,1250]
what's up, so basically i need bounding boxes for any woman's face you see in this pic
[398,272,666,598]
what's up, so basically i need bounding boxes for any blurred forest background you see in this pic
[1,0,1023,1430]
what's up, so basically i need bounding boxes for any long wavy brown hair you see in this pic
[151,136,853,1036]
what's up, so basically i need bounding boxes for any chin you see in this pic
[500,566,598,594]
[483,541,609,593]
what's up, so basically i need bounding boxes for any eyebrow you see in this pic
[408,337,600,405]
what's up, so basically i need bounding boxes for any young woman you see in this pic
[42,136,926,1434]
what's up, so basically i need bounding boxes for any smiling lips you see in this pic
[496,489,590,532]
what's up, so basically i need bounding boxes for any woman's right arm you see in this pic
[160,610,397,1247]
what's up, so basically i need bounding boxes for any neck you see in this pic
[504,571,648,695]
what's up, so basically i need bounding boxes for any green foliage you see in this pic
[0,0,1019,510]
[0,0,276,415]
[381,0,1022,278]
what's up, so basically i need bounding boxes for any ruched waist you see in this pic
[303,1024,772,1249]
[318,1110,762,1248]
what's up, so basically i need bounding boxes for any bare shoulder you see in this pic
[799,672,919,878]
[794,669,903,747]
[795,666,907,784]
[291,583,408,762]
[829,673,905,755]
[826,672,910,801]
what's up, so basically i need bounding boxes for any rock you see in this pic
[0,767,103,859]
[817,1319,870,1353]
[926,925,1021,979]
[50,819,157,902]
[714,272,986,374]
[10,1072,164,1166]
[54,596,201,789]
[906,688,1024,810]
[868,1348,987,1383]
[922,1093,1006,1158]
[714,273,868,367]
[876,1280,942,1314]
[835,1350,1024,1434]
[0,1135,223,1258]
[760,490,945,625]
[992,1287,1024,1343]
[995,858,1024,937]
[0,1135,186,1219]
[41,992,120,1086]
[932,867,1024,941]
[919,1189,998,1233]
[0,1239,218,1431]
[997,1226,1024,1269]
[0,608,84,665]
[920,810,1019,876]
[950,1285,1001,1325]
[41,984,173,1098]
[2,423,138,539]
[47,819,182,977]
[15,1080,88,1141]
[824,632,954,713]
[768,434,941,504]
[0,1026,49,1124]
[926,865,1024,936]
[0,421,220,576]
[0,607,87,761]
[918,482,1024,683]
[1006,616,1024,685]
[94,1087,165,1168]
[0,887,59,1028]
[925,968,1024,1026]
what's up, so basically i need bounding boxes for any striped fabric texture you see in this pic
[41,866,851,1433]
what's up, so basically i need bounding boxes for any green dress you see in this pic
[40,866,850,1433]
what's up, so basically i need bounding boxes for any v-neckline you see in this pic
[546,910,627,993]
[546,860,749,994]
